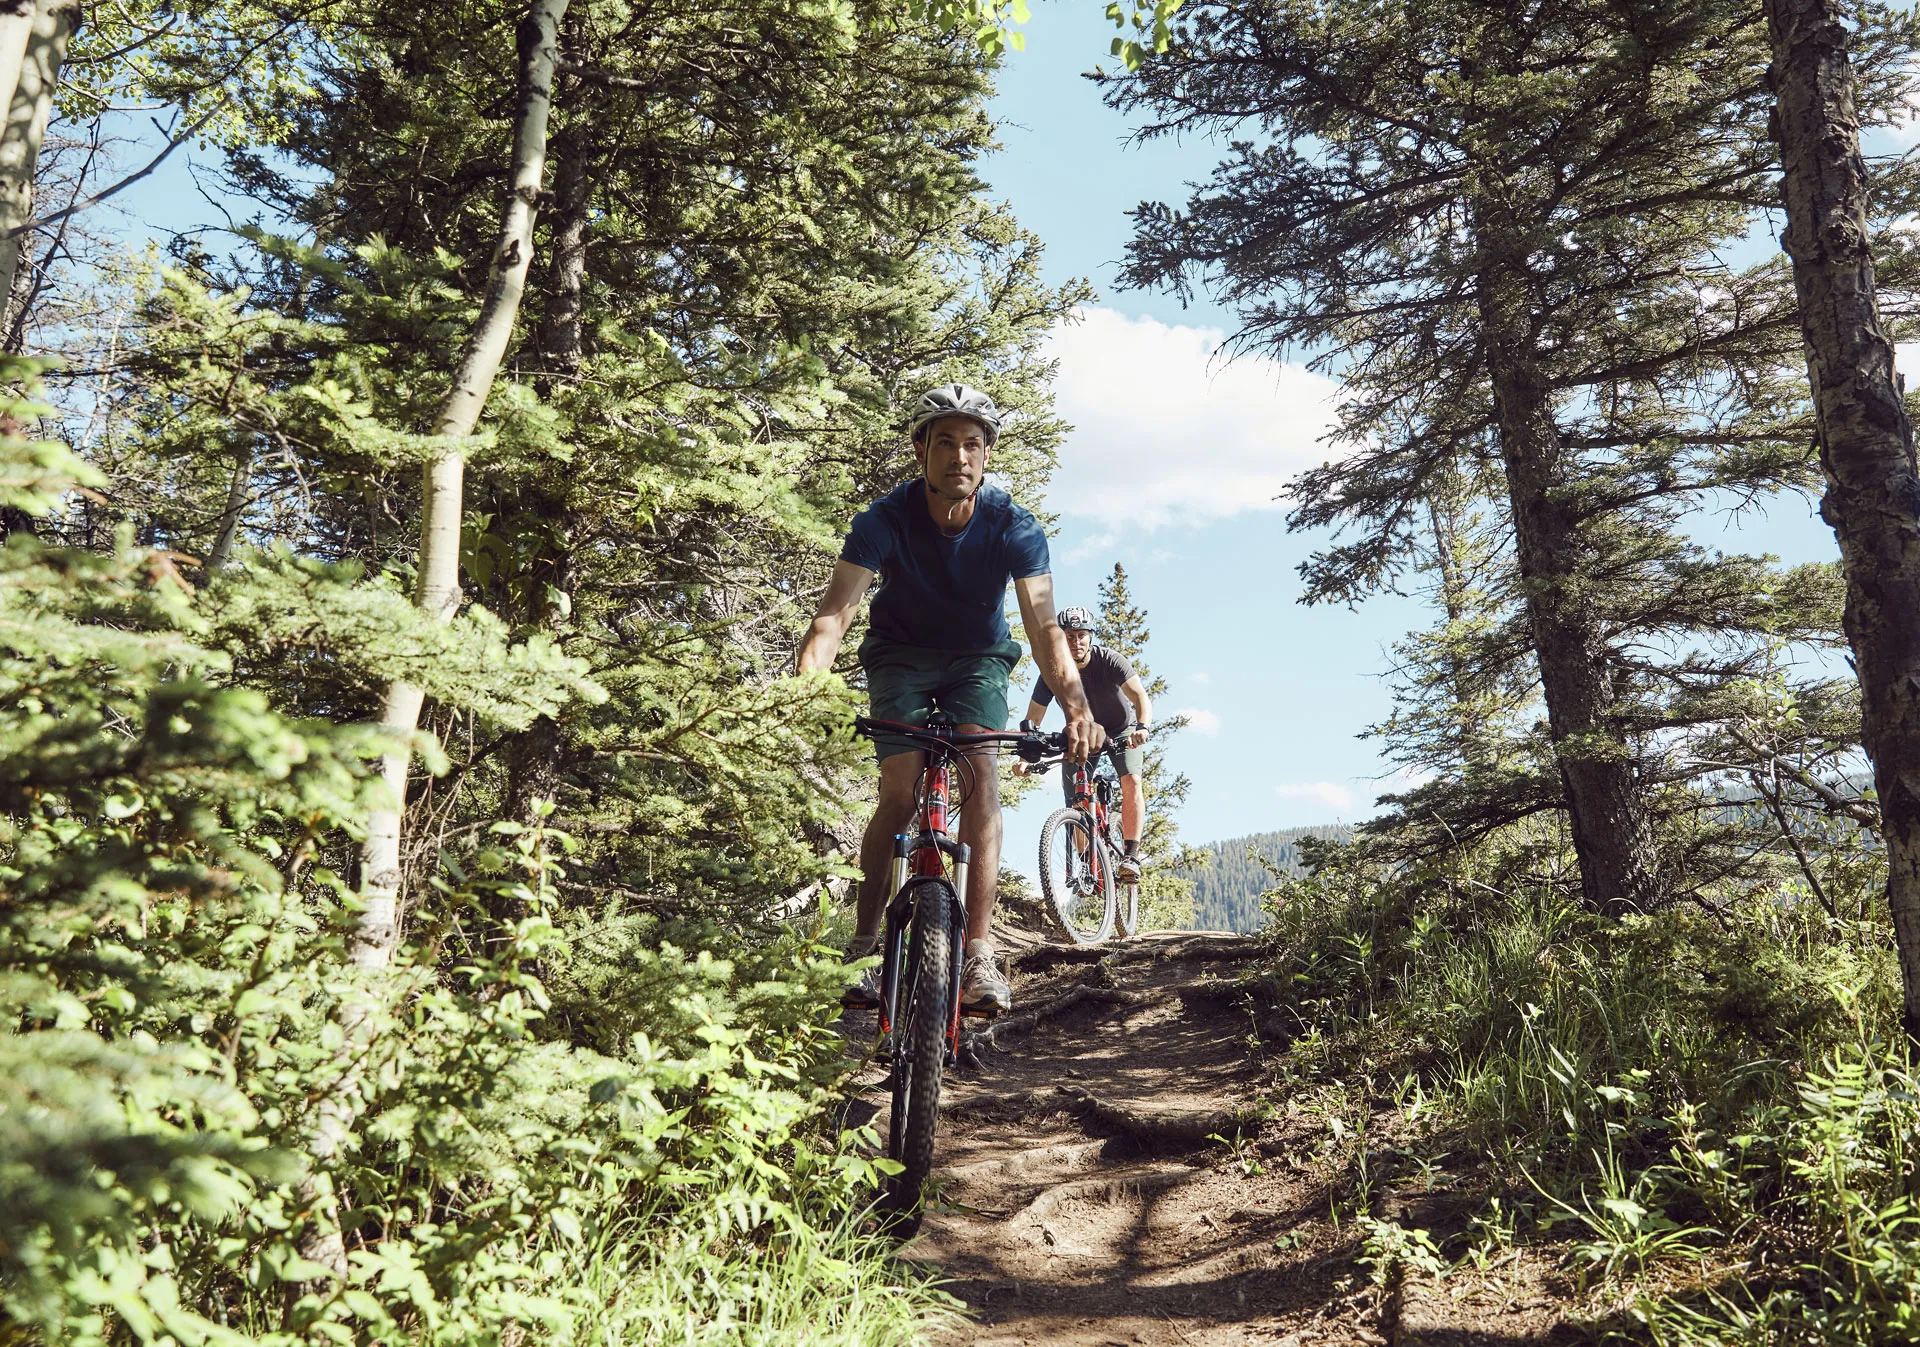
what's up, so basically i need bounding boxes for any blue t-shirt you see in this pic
[840,479,1051,651]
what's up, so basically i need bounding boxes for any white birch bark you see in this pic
[354,0,568,969]
[297,0,570,1276]
[0,0,76,318]
[0,0,40,160]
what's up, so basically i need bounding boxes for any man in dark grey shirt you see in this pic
[1016,606,1153,882]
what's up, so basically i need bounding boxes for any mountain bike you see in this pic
[851,712,1060,1232]
[1030,722,1139,945]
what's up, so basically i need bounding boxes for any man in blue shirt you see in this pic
[796,384,1102,1014]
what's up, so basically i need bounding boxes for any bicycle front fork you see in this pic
[879,832,972,1047]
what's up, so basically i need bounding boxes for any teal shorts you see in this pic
[860,635,1021,760]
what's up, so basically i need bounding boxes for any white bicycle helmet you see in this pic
[1057,606,1097,632]
[909,383,1002,445]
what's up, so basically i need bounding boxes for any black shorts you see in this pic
[1059,739,1144,803]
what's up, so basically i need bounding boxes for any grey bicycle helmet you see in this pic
[909,383,1001,445]
[1057,606,1097,632]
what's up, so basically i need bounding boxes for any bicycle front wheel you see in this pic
[1038,808,1115,945]
[1116,874,1140,938]
[885,882,955,1233]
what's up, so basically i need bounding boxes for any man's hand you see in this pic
[1127,726,1149,749]
[1011,759,1034,777]
[1064,712,1105,764]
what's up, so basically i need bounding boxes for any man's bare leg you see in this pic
[956,726,1002,946]
[1120,772,1145,847]
[855,751,924,944]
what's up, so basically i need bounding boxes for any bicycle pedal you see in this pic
[959,1004,1001,1021]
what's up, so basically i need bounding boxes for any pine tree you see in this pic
[1764,0,1920,1035]
[1110,0,1914,912]
[1096,562,1197,929]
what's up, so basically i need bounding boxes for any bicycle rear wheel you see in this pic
[1038,808,1114,945]
[885,882,955,1233]
[1108,815,1140,938]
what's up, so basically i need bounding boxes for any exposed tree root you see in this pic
[1100,933,1267,967]
[1010,944,1111,973]
[1171,977,1250,1011]
[1011,1165,1204,1225]
[941,1086,1068,1120]
[959,983,1148,1066]
[1060,1085,1261,1148]
[1011,931,1262,975]
[945,1077,1260,1151]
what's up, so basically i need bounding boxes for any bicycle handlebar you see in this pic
[1021,720,1139,774]
[853,716,1063,762]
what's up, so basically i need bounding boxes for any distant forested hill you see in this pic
[1177,827,1354,932]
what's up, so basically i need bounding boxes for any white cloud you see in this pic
[1172,707,1221,736]
[1275,781,1354,813]
[1042,307,1342,531]
[1189,672,1211,686]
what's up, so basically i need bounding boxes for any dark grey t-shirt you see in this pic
[1032,644,1137,736]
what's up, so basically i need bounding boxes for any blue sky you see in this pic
[985,4,1427,853]
[105,7,1856,857]
[981,3,1854,861]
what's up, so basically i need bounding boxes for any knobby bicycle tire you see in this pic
[885,882,955,1233]
[1106,812,1140,939]
[1038,808,1114,945]
[1115,875,1140,938]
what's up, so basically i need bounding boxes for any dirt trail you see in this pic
[844,931,1578,1347]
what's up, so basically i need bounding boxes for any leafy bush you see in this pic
[0,390,947,1344]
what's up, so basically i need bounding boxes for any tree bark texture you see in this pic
[531,122,589,392]
[207,448,251,570]
[1765,0,1920,1034]
[300,0,570,1281]
[1478,265,1663,916]
[0,0,75,316]
[0,0,40,173]
[355,0,569,971]
[504,121,591,829]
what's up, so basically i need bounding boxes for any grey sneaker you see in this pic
[960,944,1012,1017]
[1117,852,1142,884]
[841,942,881,1010]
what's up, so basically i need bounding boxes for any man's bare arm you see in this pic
[1014,574,1104,762]
[796,561,876,674]
[1122,675,1152,745]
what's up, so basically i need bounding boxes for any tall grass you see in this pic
[533,1204,961,1347]
[1257,838,1920,1343]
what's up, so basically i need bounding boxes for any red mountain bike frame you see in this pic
[879,756,967,1059]
[856,715,1061,1057]
[877,753,971,1055]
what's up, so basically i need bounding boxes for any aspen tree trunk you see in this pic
[1765,0,1920,1035]
[296,0,569,1279]
[1424,483,1479,766]
[354,0,569,968]
[1479,264,1663,916]
[207,450,250,570]
[0,0,77,317]
[0,0,35,121]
